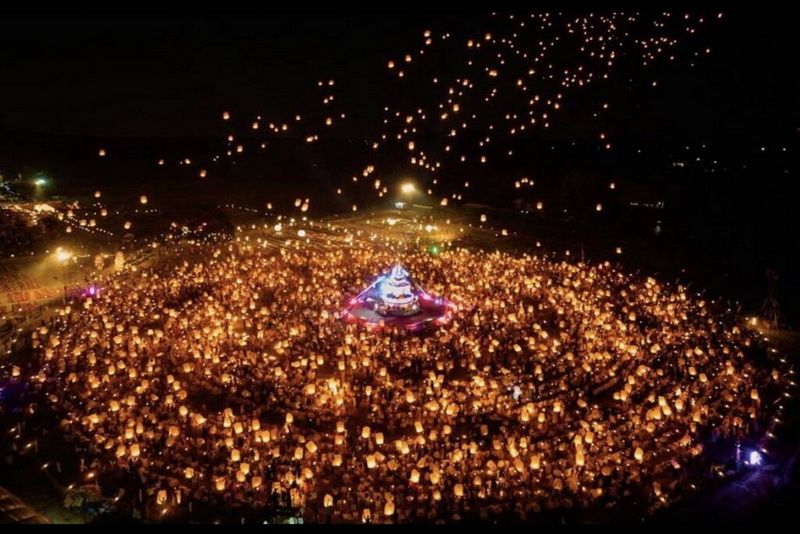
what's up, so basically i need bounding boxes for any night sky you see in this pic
[0,13,795,141]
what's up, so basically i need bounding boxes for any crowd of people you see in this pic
[5,238,786,523]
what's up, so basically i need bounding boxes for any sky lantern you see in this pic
[98,149,107,157]
[139,195,148,205]
[223,111,231,120]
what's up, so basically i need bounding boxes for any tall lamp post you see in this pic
[399,182,417,210]
[55,249,73,303]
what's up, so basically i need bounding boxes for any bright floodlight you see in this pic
[749,451,762,466]
[55,249,72,263]
[35,178,47,186]
[401,183,416,195]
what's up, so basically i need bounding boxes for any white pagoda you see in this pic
[377,264,421,317]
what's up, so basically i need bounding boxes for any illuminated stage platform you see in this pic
[342,264,456,331]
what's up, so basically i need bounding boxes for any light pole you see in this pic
[55,249,73,303]
[399,182,417,209]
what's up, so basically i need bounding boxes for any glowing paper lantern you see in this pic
[530,454,541,470]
